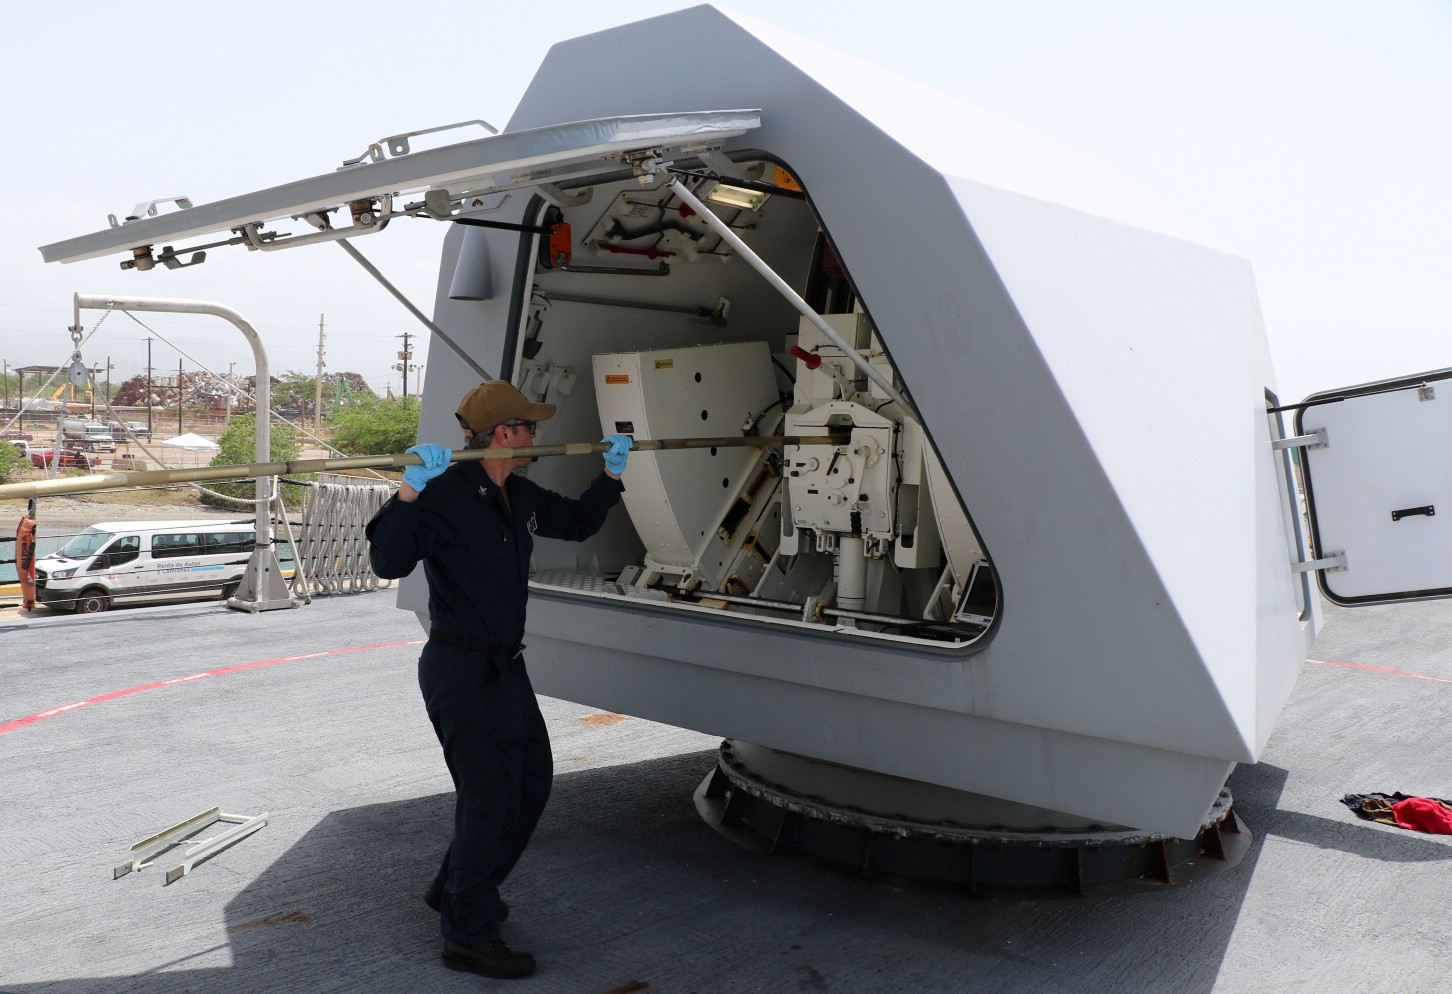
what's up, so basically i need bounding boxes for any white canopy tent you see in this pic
[158,431,220,465]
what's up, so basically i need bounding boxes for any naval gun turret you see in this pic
[51,5,1452,888]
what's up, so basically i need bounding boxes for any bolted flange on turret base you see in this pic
[693,740,1249,894]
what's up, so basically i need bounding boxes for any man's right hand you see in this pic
[401,444,452,498]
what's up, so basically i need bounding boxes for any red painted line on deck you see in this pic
[0,639,426,736]
[1307,658,1452,685]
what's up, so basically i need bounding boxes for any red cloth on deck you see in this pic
[1391,796,1452,835]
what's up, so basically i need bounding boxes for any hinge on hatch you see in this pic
[625,148,670,186]
[1292,552,1347,573]
[1271,429,1328,451]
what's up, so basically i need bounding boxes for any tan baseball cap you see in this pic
[454,380,556,434]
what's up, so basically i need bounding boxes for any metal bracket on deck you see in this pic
[1272,429,1328,451]
[1292,552,1347,574]
[114,806,269,885]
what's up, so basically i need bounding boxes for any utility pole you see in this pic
[3,358,9,412]
[178,358,184,434]
[314,313,326,433]
[226,361,235,425]
[146,338,154,436]
[106,356,112,408]
[396,330,414,398]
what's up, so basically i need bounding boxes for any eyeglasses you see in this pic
[502,420,538,434]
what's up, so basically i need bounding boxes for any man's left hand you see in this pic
[602,434,633,477]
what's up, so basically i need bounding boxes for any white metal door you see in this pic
[1295,368,1452,605]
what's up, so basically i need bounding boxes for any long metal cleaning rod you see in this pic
[0,432,847,501]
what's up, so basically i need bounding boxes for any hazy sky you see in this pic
[2,1,1447,404]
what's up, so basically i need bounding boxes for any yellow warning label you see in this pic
[653,359,674,369]
[605,374,631,384]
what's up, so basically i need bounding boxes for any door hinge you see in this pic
[1272,429,1327,451]
[1292,552,1347,573]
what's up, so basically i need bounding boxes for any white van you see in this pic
[33,519,266,613]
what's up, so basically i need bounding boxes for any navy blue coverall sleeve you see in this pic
[365,490,458,579]
[520,471,624,542]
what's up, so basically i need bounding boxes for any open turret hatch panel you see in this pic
[39,111,760,265]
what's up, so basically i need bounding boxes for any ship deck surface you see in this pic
[1,593,1447,993]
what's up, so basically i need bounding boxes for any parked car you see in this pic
[125,421,151,438]
[29,447,101,469]
[1,428,33,441]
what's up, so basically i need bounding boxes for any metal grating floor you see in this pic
[531,569,616,594]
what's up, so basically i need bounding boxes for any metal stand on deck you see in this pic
[114,806,269,885]
[71,295,299,614]
[231,544,298,613]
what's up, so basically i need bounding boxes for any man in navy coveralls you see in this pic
[367,379,632,979]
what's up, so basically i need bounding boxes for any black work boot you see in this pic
[442,939,536,978]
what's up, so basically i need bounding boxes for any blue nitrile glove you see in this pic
[402,444,452,492]
[602,434,633,476]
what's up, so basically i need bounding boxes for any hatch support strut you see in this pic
[665,175,918,421]
[293,212,496,383]
[332,239,494,383]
